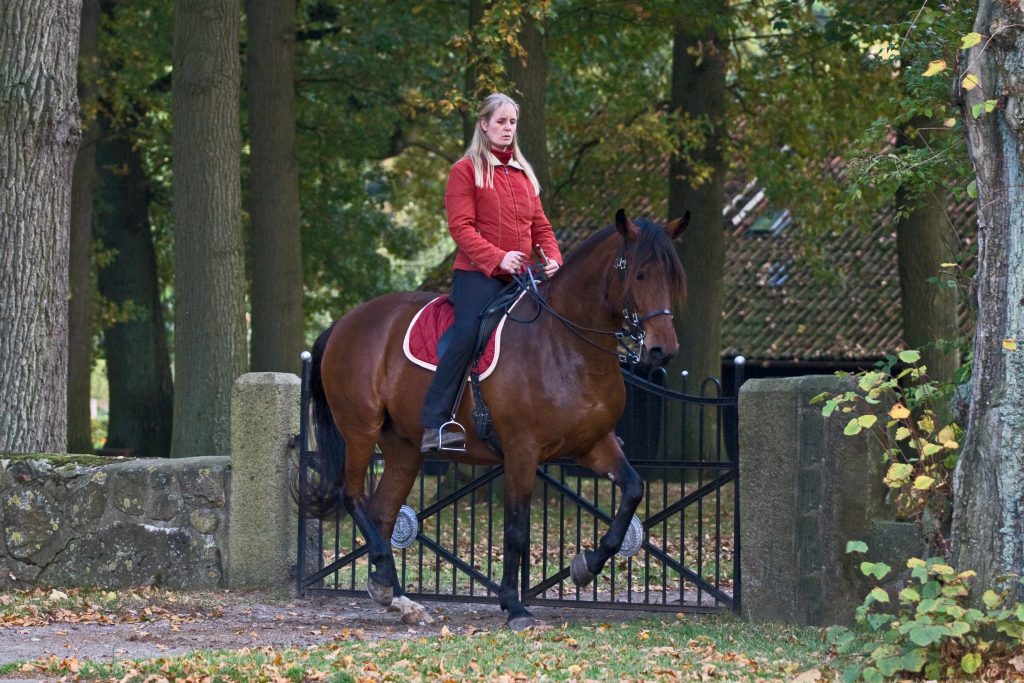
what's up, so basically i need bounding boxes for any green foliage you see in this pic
[830,545,1024,681]
[811,344,969,532]
[839,1,976,209]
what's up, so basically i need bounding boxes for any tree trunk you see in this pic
[0,1,81,453]
[95,117,174,458]
[895,118,960,385]
[951,0,1024,600]
[505,5,550,193]
[68,0,102,454]
[171,0,246,457]
[247,0,303,374]
[666,11,727,460]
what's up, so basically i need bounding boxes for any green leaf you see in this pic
[983,590,1002,609]
[1014,603,1024,621]
[846,540,869,554]
[858,414,878,429]
[985,99,997,113]
[841,664,861,683]
[902,648,928,673]
[823,398,839,417]
[844,418,863,436]
[861,562,891,580]
[862,666,883,683]
[914,475,936,490]
[858,371,882,390]
[909,623,948,646]
[961,31,983,48]
[895,426,912,441]
[870,587,890,603]
[867,612,893,630]
[972,102,984,119]
[948,621,971,637]
[961,651,982,674]
[967,179,978,198]
[897,349,921,364]
[899,587,921,603]
[876,654,903,677]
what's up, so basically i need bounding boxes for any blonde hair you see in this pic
[464,93,541,196]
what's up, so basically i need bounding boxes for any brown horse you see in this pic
[301,209,688,629]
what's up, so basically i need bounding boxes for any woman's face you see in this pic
[481,105,517,149]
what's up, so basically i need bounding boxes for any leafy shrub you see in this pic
[829,542,1024,681]
[811,348,963,540]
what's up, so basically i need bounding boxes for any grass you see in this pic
[9,615,834,682]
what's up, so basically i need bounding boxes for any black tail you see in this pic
[296,322,346,519]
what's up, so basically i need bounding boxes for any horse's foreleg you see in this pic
[570,433,644,587]
[499,471,537,631]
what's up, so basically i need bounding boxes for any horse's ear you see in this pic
[665,211,691,240]
[615,208,639,241]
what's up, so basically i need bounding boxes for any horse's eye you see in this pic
[636,271,645,281]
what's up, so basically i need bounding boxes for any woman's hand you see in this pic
[543,258,559,278]
[499,250,528,274]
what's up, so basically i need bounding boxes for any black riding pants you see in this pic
[420,270,507,429]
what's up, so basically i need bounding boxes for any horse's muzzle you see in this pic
[642,345,675,368]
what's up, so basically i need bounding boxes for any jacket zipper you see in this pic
[501,166,521,248]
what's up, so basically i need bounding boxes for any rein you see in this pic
[510,244,672,364]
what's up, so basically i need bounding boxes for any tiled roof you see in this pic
[421,172,976,363]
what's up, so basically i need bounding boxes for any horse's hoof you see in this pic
[506,615,538,631]
[401,608,434,626]
[571,553,594,587]
[367,578,393,606]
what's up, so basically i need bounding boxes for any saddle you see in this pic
[403,282,527,452]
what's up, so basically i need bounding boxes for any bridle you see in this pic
[512,243,673,364]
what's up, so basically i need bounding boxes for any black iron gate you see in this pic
[296,361,743,614]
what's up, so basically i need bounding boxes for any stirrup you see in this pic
[438,420,467,453]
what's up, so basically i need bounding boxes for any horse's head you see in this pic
[612,209,689,370]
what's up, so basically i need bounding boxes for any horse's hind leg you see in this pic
[367,436,434,625]
[570,432,644,587]
[336,434,405,607]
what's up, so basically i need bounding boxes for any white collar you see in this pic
[486,152,525,171]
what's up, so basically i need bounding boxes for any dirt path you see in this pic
[0,591,651,672]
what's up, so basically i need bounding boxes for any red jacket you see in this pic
[445,155,563,277]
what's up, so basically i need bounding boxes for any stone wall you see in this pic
[0,372,305,592]
[739,375,925,626]
[0,455,230,590]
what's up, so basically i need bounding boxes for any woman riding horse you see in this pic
[420,92,562,454]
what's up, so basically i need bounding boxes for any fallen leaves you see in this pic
[0,586,216,629]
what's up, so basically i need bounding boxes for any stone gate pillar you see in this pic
[227,372,301,588]
[739,375,923,626]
